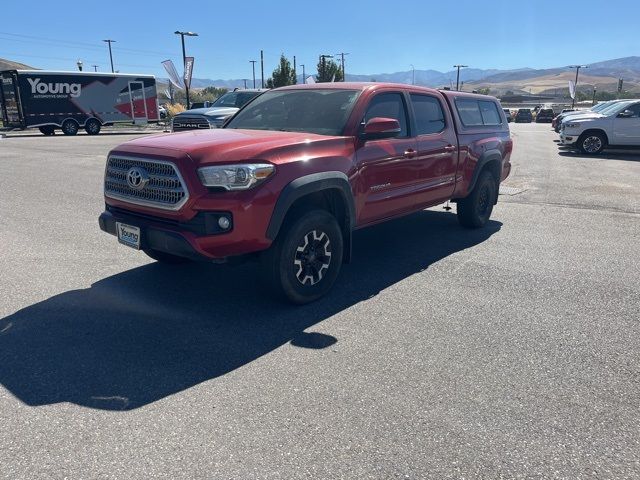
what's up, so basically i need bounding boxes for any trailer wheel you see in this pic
[85,119,101,135]
[61,119,79,136]
[39,126,56,136]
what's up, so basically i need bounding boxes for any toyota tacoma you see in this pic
[100,83,512,303]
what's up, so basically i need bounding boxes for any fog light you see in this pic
[218,216,231,229]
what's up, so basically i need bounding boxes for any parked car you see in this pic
[535,108,554,123]
[560,99,640,154]
[553,101,618,132]
[158,104,167,119]
[172,89,265,131]
[99,83,512,303]
[503,108,513,122]
[515,109,532,123]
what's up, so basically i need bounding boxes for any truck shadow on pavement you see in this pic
[0,210,501,411]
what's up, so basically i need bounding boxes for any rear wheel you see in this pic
[85,118,101,135]
[61,119,79,136]
[261,209,343,304]
[578,132,605,154]
[457,170,497,228]
[143,249,191,264]
[39,126,55,136]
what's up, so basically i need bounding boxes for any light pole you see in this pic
[249,60,257,88]
[92,65,98,72]
[76,60,83,71]
[592,86,597,105]
[335,52,349,81]
[102,39,115,73]
[300,64,306,84]
[410,64,415,85]
[260,50,264,88]
[319,54,333,82]
[293,55,297,84]
[453,64,468,91]
[174,30,198,108]
[568,65,587,108]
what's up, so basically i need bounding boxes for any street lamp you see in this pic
[174,30,198,108]
[249,60,257,88]
[319,54,333,82]
[76,59,83,71]
[592,86,597,106]
[568,65,587,108]
[300,64,306,84]
[92,65,98,72]
[453,65,468,91]
[102,39,116,73]
[410,64,415,85]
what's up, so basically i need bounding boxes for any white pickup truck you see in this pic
[560,99,640,154]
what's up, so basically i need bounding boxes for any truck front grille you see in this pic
[172,115,211,131]
[104,156,188,210]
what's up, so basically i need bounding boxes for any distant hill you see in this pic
[0,58,36,71]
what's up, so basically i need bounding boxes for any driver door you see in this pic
[612,103,640,145]
[355,92,419,225]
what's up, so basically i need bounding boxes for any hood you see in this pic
[562,112,604,122]
[113,128,352,166]
[177,107,239,117]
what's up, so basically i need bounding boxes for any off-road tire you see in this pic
[143,249,191,264]
[61,119,79,136]
[457,170,497,228]
[261,209,343,304]
[577,131,606,155]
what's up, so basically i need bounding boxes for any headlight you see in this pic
[197,163,275,190]
[565,123,580,128]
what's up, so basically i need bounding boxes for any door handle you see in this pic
[404,149,416,159]
[444,145,457,152]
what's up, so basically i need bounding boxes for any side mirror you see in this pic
[617,110,634,118]
[361,117,401,140]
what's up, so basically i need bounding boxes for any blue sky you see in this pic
[1,0,637,79]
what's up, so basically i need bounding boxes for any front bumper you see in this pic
[560,132,578,145]
[99,207,236,262]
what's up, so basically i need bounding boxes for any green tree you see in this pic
[266,54,297,88]
[316,58,343,83]
[476,87,491,95]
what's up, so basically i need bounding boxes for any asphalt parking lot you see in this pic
[0,123,638,479]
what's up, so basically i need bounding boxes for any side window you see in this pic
[410,94,446,135]
[624,104,640,118]
[364,93,408,137]
[455,99,483,126]
[479,100,502,125]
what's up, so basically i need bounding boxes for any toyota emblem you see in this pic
[126,167,149,191]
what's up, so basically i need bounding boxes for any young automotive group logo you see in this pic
[27,77,81,98]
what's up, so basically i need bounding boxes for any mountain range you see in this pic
[4,56,640,95]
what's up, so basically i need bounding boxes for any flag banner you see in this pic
[162,60,184,89]
[568,80,575,99]
[184,57,195,89]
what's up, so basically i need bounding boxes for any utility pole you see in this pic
[102,39,116,73]
[568,65,587,108]
[300,64,306,84]
[249,60,257,88]
[453,64,468,91]
[410,64,415,85]
[260,50,264,88]
[92,65,98,72]
[243,79,247,89]
[174,30,198,109]
[293,55,297,84]
[335,52,349,81]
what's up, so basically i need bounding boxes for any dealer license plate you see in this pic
[116,222,141,249]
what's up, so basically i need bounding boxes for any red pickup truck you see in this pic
[99,83,512,303]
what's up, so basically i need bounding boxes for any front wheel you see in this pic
[261,209,343,304]
[578,132,606,155]
[39,126,55,136]
[457,171,497,229]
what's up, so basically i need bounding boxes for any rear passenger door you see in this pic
[409,93,459,207]
[355,92,419,224]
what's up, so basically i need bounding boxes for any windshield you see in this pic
[225,89,361,136]
[212,91,261,109]
[600,101,634,116]
[591,101,614,112]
